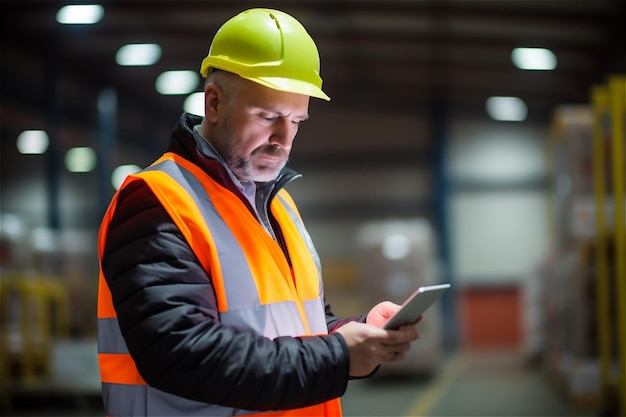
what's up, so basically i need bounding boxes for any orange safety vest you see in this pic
[97,153,342,417]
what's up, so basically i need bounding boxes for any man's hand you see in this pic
[335,321,420,377]
[365,300,423,328]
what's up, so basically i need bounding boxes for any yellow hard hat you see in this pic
[200,8,330,101]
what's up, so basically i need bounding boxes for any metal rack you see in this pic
[540,74,624,414]
[0,274,70,407]
[591,75,625,417]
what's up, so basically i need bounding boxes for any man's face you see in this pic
[212,79,310,183]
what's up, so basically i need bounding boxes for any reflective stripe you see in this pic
[275,192,322,280]
[221,301,307,337]
[102,383,339,417]
[145,158,260,312]
[277,192,325,307]
[103,383,229,417]
[303,298,327,335]
[102,383,149,417]
[271,192,321,301]
[98,317,127,353]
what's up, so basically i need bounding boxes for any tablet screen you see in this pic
[382,283,450,330]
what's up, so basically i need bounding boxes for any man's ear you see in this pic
[204,83,221,123]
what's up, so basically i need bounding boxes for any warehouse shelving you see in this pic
[541,75,625,414]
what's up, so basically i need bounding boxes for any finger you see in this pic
[400,325,419,340]
[401,330,418,343]
[384,351,406,362]
[386,327,419,343]
[382,340,412,352]
[382,342,410,359]
[388,342,409,352]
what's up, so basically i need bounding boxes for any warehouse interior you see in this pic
[1,1,625,416]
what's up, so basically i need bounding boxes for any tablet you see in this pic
[382,283,451,330]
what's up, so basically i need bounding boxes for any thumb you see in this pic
[366,301,401,327]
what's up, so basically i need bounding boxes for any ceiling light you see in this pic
[156,71,200,95]
[485,96,527,122]
[511,47,557,70]
[56,4,104,24]
[65,147,97,173]
[31,227,59,252]
[17,130,49,154]
[184,92,205,116]
[382,234,412,260]
[1,213,25,237]
[112,164,141,190]
[116,44,162,66]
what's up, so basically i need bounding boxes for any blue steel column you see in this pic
[430,100,457,351]
[96,88,118,221]
[44,51,61,232]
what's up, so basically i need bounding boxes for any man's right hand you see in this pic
[335,321,419,377]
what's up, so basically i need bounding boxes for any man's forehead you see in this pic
[242,83,310,114]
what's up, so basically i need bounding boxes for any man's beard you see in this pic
[230,145,288,182]
[215,118,288,183]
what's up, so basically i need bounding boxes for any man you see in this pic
[97,8,420,417]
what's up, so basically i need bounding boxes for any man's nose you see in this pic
[269,118,296,149]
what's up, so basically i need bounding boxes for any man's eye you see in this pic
[260,114,276,121]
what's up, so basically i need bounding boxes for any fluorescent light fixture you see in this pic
[184,92,205,116]
[486,96,528,122]
[65,147,97,173]
[156,71,200,95]
[17,130,49,154]
[31,227,59,252]
[382,234,411,260]
[56,4,104,24]
[116,44,162,66]
[112,164,141,190]
[511,47,557,70]
[0,213,25,237]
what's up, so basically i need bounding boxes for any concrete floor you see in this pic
[342,350,597,417]
[3,350,600,417]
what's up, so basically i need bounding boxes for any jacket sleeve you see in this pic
[325,305,367,332]
[101,179,350,411]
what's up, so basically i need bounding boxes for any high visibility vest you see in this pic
[97,153,342,417]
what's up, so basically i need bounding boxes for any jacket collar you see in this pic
[173,112,301,202]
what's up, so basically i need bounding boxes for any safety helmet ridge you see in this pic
[200,8,330,101]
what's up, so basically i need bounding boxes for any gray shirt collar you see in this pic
[192,125,276,239]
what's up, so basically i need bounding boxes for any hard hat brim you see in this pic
[244,76,331,101]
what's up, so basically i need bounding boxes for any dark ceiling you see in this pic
[1,0,625,161]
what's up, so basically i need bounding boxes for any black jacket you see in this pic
[101,113,363,411]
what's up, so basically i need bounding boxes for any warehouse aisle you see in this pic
[341,349,597,417]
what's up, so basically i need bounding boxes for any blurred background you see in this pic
[1,1,624,416]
